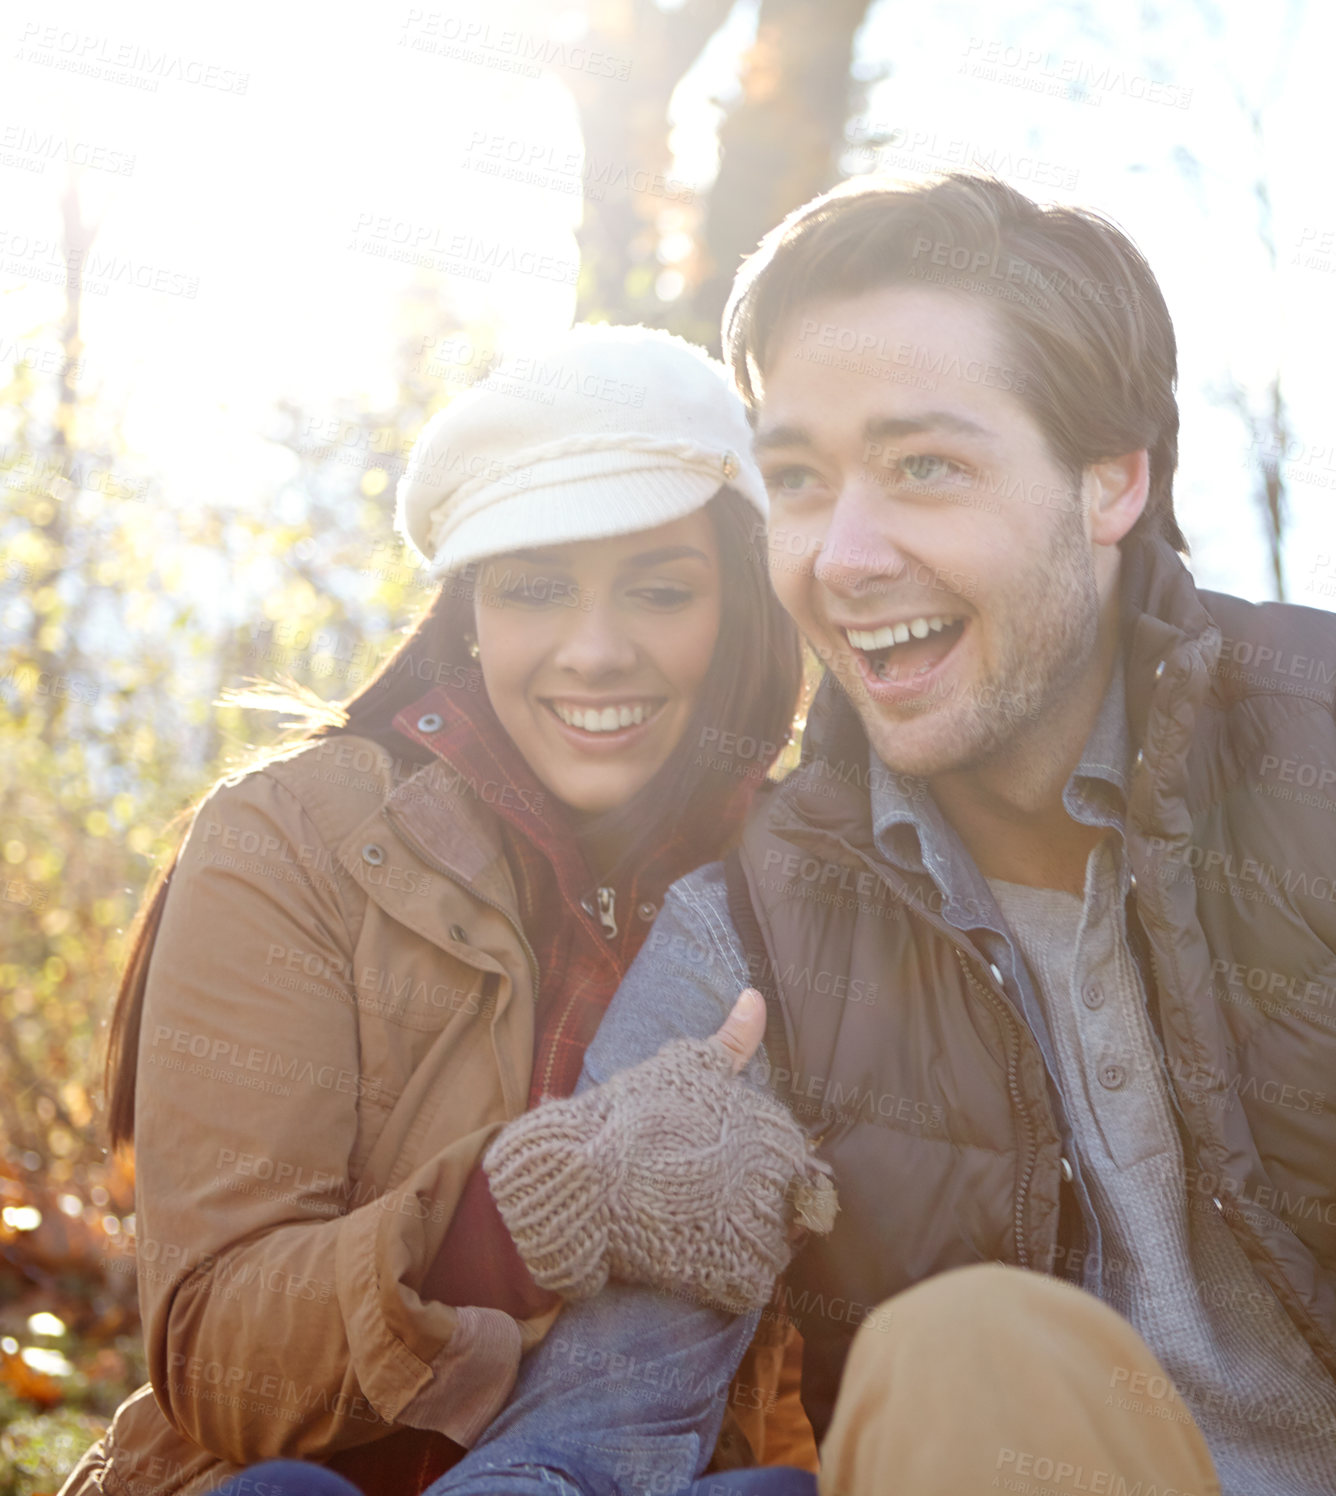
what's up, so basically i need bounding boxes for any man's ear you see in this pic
[1083,449,1150,546]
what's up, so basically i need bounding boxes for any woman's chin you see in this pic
[551,768,658,817]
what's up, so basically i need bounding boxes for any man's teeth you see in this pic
[552,702,656,733]
[844,616,962,651]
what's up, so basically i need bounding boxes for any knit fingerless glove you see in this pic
[482,1037,838,1315]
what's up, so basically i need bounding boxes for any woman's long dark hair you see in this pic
[104,487,801,1147]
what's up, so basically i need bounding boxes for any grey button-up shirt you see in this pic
[989,843,1336,1496]
[861,658,1137,1286]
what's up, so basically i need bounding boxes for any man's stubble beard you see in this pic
[858,502,1100,780]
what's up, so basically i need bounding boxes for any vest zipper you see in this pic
[952,947,1036,1269]
[381,804,542,1003]
[769,819,1045,1268]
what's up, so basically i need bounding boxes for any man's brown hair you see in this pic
[723,172,1186,551]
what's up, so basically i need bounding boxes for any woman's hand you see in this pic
[482,989,837,1315]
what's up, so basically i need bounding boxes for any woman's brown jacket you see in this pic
[62,736,567,1496]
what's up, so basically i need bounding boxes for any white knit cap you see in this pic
[395,323,768,577]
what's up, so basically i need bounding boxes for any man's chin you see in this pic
[855,699,990,781]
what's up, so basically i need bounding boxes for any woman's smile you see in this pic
[474,511,723,815]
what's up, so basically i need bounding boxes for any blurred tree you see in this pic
[1179,0,1303,599]
[0,205,482,1413]
[1220,113,1290,602]
[569,0,875,351]
[687,0,877,345]
[566,0,735,335]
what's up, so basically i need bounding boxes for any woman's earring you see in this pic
[465,633,480,661]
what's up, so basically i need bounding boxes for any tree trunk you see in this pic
[568,0,736,328]
[690,0,873,352]
[568,0,873,351]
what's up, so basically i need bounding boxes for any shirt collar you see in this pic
[867,654,1133,891]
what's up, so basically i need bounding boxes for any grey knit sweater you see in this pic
[990,847,1336,1496]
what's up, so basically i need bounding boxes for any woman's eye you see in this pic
[899,453,966,484]
[495,586,546,607]
[492,578,568,607]
[629,584,694,609]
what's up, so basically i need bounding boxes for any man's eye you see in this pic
[900,454,966,483]
[764,465,821,496]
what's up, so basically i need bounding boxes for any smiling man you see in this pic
[428,175,1336,1496]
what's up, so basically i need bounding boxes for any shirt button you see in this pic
[988,962,1004,985]
[1060,1155,1074,1184]
[1098,1063,1126,1090]
[636,901,658,922]
[416,712,443,733]
[449,923,468,943]
[361,843,385,866]
[1082,981,1104,1010]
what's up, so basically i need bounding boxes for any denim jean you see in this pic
[211,1452,811,1496]
[210,1462,363,1496]
[423,1283,813,1496]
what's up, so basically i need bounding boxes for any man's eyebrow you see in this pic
[753,423,813,453]
[754,412,998,454]
[865,412,997,443]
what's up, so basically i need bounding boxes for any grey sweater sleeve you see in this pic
[578,860,770,1093]
[424,867,784,1495]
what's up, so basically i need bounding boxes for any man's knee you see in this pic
[854,1264,1106,1364]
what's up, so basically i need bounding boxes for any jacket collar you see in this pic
[390,680,590,903]
[386,676,761,941]
[1116,532,1221,748]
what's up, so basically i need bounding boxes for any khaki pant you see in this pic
[819,1264,1222,1496]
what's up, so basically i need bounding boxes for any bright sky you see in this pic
[2,0,1333,611]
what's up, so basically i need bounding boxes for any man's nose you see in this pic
[551,598,638,677]
[812,483,909,595]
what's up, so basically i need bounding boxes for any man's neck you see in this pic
[930,630,1120,898]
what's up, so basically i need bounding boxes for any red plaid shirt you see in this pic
[393,675,761,1332]
[393,677,751,1104]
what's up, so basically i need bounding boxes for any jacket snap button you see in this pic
[1128,872,1138,892]
[449,924,468,943]
[1098,1063,1126,1090]
[1060,1156,1074,1183]
[417,713,444,733]
[988,962,1003,985]
[636,901,657,922]
[1154,659,1167,680]
[361,843,385,866]
[1134,749,1145,767]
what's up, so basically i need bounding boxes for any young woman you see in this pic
[59,326,806,1496]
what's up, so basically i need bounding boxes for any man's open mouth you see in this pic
[843,614,967,681]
